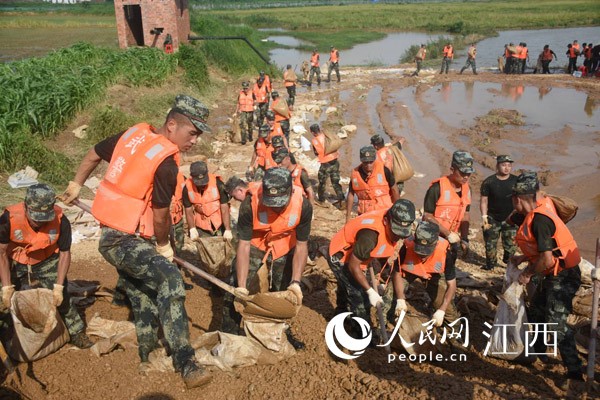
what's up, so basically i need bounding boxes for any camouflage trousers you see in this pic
[440,57,452,74]
[221,245,294,335]
[327,62,340,82]
[286,85,296,107]
[317,160,345,203]
[280,119,290,141]
[256,102,269,126]
[460,58,477,74]
[239,111,254,143]
[0,254,85,336]
[309,66,321,85]
[527,266,582,374]
[98,227,194,370]
[483,217,517,268]
[326,255,371,327]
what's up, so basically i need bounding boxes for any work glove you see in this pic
[394,299,408,317]
[53,284,64,307]
[482,215,492,230]
[592,268,600,282]
[233,287,249,298]
[223,230,233,240]
[447,232,461,244]
[156,243,174,262]
[287,282,303,306]
[2,285,15,309]
[189,228,199,241]
[432,309,445,327]
[59,181,82,205]
[460,240,470,257]
[366,287,383,307]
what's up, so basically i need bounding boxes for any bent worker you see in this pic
[221,168,312,350]
[328,199,416,338]
[510,172,583,388]
[310,123,345,207]
[272,147,314,205]
[59,94,212,388]
[327,45,340,83]
[0,184,93,349]
[183,161,232,241]
[346,146,400,222]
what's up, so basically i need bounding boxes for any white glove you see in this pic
[53,284,64,307]
[2,285,15,309]
[59,181,82,205]
[432,309,445,327]
[394,299,407,317]
[156,243,174,262]
[366,287,383,307]
[287,282,303,306]
[447,232,461,244]
[591,268,600,282]
[223,230,233,240]
[189,228,199,241]
[234,287,249,298]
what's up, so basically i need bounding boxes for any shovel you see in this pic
[70,199,298,320]
[587,238,600,393]
[368,266,391,354]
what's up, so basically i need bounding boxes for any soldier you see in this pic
[440,42,454,74]
[480,155,518,270]
[328,199,416,336]
[272,147,314,205]
[248,124,275,182]
[370,134,407,195]
[346,146,400,222]
[423,151,473,265]
[460,43,478,75]
[224,176,260,203]
[234,81,254,145]
[510,172,583,388]
[308,48,321,86]
[265,110,285,143]
[59,94,212,388]
[310,124,345,207]
[253,76,269,127]
[0,184,93,349]
[411,44,427,77]
[283,64,297,108]
[327,45,340,83]
[183,161,232,241]
[221,168,312,350]
[270,91,291,140]
[259,70,272,94]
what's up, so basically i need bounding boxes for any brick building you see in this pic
[113,0,190,52]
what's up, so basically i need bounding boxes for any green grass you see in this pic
[288,30,385,51]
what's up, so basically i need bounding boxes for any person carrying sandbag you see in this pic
[310,123,345,208]
[0,184,93,350]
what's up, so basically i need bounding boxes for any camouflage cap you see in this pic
[309,123,320,133]
[272,147,290,164]
[259,124,270,138]
[172,94,211,133]
[496,155,514,164]
[25,183,56,222]
[259,70,265,76]
[370,134,384,147]
[271,90,279,98]
[190,161,209,186]
[451,150,474,174]
[242,81,250,89]
[360,146,377,163]
[413,221,440,256]
[262,167,292,208]
[387,199,416,238]
[271,135,285,149]
[225,176,245,196]
[512,171,539,195]
[265,110,275,121]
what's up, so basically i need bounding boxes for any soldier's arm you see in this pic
[57,251,71,286]
[439,278,457,313]
[391,253,406,300]
[0,243,11,288]
[348,253,371,291]
[73,147,103,186]
[236,240,251,288]
[480,195,489,217]
[459,211,470,241]
[56,215,72,285]
[345,188,354,222]
[390,185,400,202]
[184,206,195,233]
[153,207,171,246]
[220,203,231,231]
[292,241,308,282]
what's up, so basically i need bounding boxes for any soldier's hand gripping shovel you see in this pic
[70,199,298,320]
[368,266,391,354]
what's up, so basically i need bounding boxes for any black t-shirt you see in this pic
[424,181,471,215]
[182,178,230,208]
[480,174,517,221]
[352,229,380,261]
[94,131,178,208]
[531,213,557,253]
[293,167,311,193]
[237,195,312,243]
[397,243,456,281]
[0,210,72,251]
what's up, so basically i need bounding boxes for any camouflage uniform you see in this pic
[256,102,269,127]
[317,160,345,203]
[239,111,254,144]
[483,218,517,266]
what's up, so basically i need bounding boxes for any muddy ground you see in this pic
[2,66,600,400]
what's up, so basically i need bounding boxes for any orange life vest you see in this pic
[431,176,471,232]
[185,174,223,233]
[400,238,449,280]
[376,147,393,171]
[238,90,254,112]
[351,160,392,215]
[515,203,580,276]
[443,46,453,58]
[92,123,179,238]
[170,172,185,225]
[330,49,339,63]
[268,123,285,142]
[568,47,577,58]
[311,133,338,163]
[329,209,397,271]
[283,70,296,87]
[572,43,580,52]
[253,83,268,103]
[264,144,276,170]
[518,47,527,60]
[542,49,553,61]
[254,138,268,168]
[290,164,308,197]
[310,53,320,67]
[250,187,304,259]
[6,203,63,265]
[584,47,592,59]
[505,48,512,59]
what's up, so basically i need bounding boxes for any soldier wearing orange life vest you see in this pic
[509,171,583,386]
[370,134,407,195]
[327,45,340,83]
[272,147,315,205]
[259,70,272,94]
[270,91,291,140]
[221,168,312,350]
[58,95,212,389]
[441,42,454,74]
[248,124,275,182]
[265,110,287,145]
[310,123,345,206]
[235,81,254,145]
[327,199,415,335]
[183,161,231,241]
[308,48,321,86]
[253,76,269,127]
[224,176,261,202]
[346,146,400,222]
[0,184,93,349]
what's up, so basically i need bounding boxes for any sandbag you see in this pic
[195,236,234,279]
[323,130,343,154]
[272,99,291,119]
[6,289,70,362]
[546,193,578,223]
[389,145,414,182]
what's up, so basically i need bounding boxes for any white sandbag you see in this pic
[300,135,312,152]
